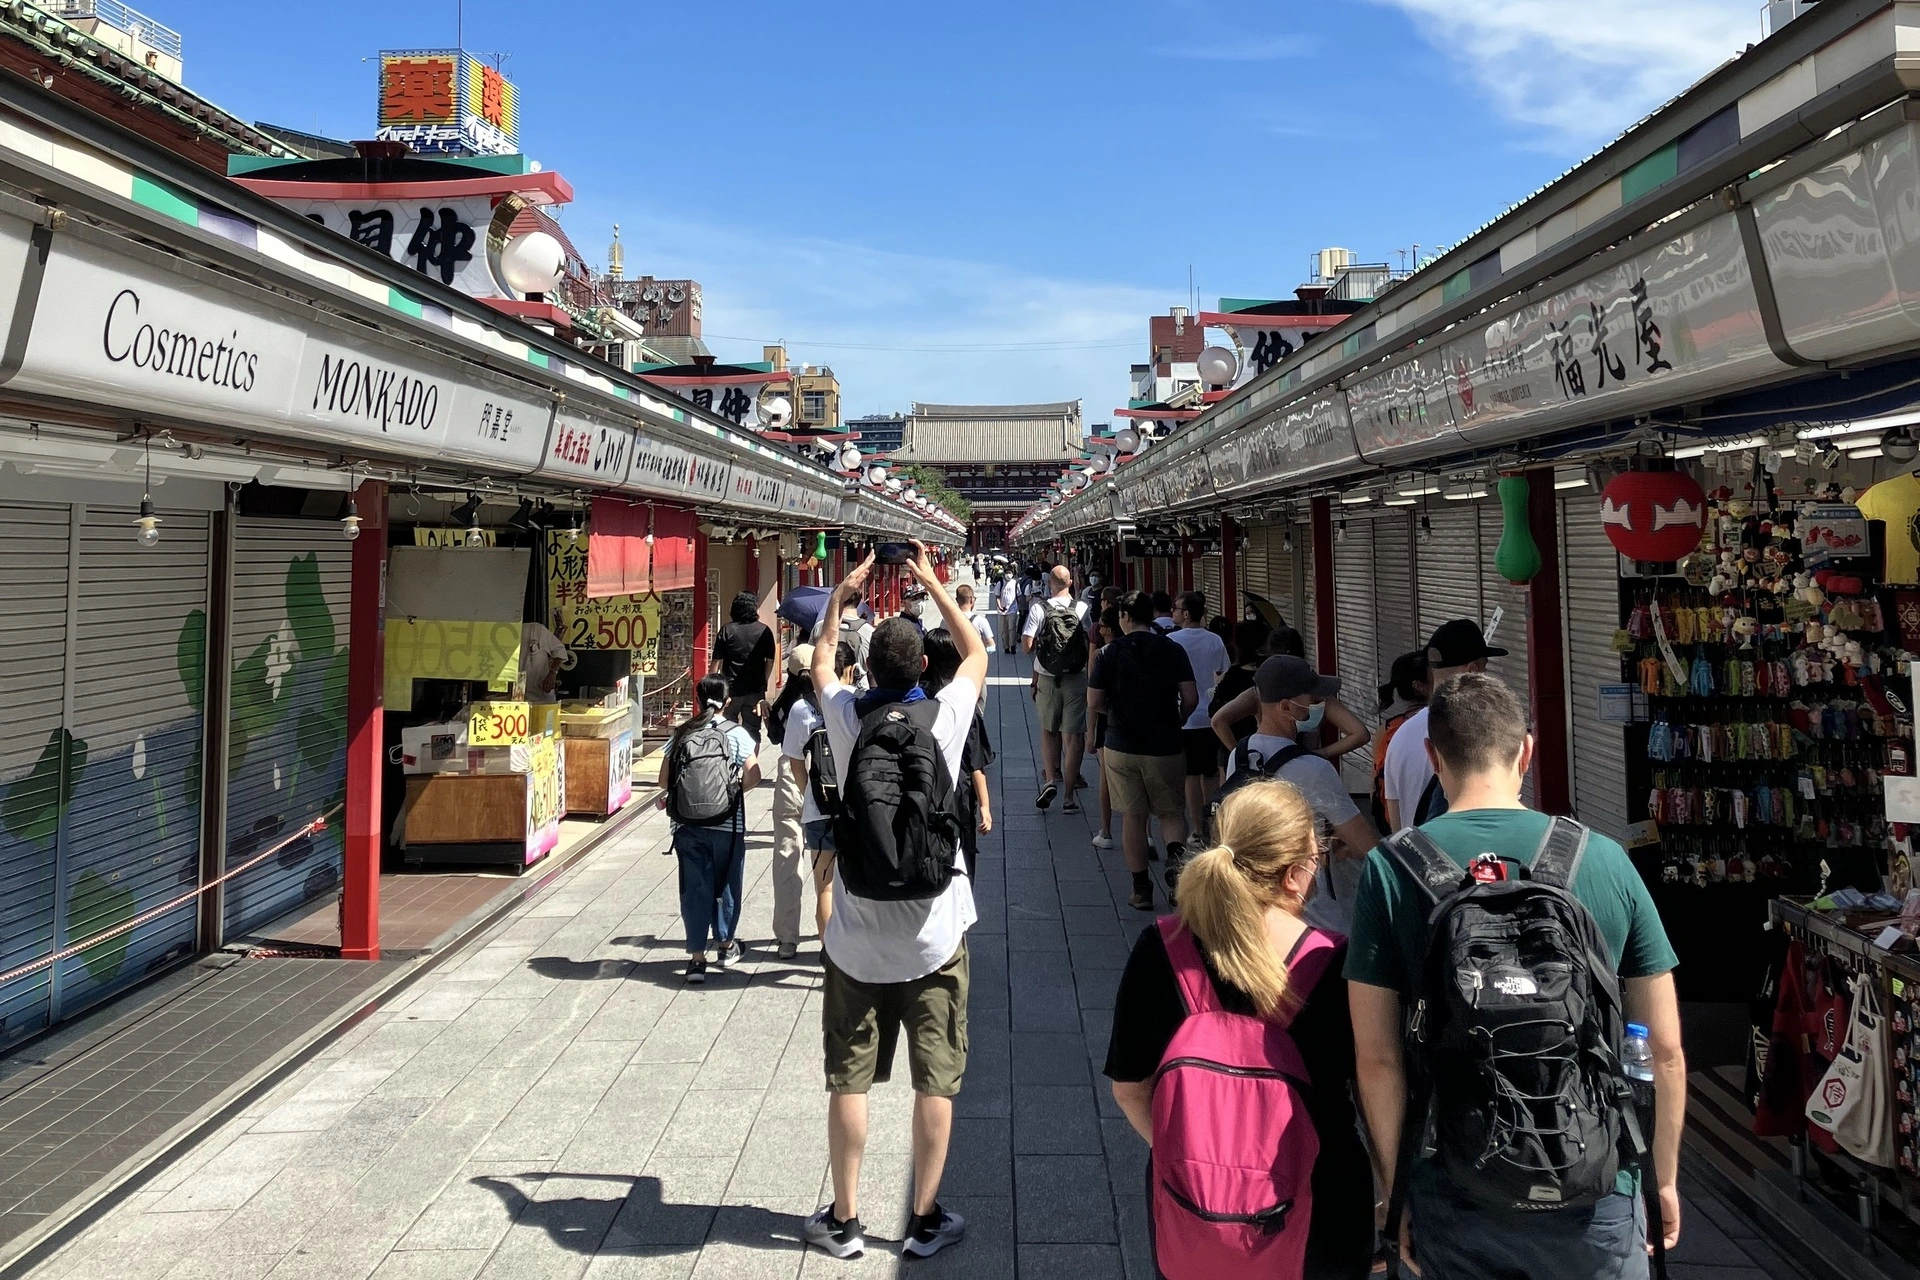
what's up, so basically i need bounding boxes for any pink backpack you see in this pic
[1150,916,1340,1280]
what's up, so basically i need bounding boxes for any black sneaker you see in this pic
[1062,791,1081,815]
[1128,888,1155,912]
[684,957,707,985]
[717,939,744,969]
[1036,781,1058,810]
[901,1203,966,1258]
[803,1206,866,1258]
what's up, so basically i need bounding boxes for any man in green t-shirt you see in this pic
[1346,673,1685,1280]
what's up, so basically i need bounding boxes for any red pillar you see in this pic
[1524,469,1572,816]
[1221,515,1239,622]
[1311,496,1337,675]
[691,528,711,686]
[1181,540,1195,592]
[341,479,386,961]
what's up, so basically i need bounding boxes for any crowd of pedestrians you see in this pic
[657,551,1685,1278]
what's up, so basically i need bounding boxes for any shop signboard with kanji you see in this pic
[283,195,499,298]
[1199,311,1336,389]
[546,531,663,675]
[376,49,518,157]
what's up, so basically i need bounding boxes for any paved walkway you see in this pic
[20,642,1811,1280]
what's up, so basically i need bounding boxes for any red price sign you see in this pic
[468,700,531,747]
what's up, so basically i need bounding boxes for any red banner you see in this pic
[587,498,697,597]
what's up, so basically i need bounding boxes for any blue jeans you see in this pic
[674,821,744,954]
[802,818,836,852]
[1408,1182,1648,1280]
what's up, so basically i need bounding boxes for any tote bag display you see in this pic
[1806,973,1895,1168]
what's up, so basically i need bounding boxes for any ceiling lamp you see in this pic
[450,493,484,546]
[1884,426,1919,464]
[134,435,160,547]
[340,468,362,541]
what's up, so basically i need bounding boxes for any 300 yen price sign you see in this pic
[468,700,532,747]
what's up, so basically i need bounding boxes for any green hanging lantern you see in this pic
[1493,474,1542,584]
[815,530,829,561]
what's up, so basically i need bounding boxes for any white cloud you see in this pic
[1375,0,1761,142]
[569,207,1163,423]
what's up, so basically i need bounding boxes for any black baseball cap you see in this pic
[1255,656,1341,703]
[1426,618,1507,666]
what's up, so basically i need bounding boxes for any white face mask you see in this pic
[1294,701,1325,733]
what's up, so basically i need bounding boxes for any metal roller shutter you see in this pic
[1241,524,1269,619]
[0,504,74,1040]
[1416,505,1483,641]
[1561,494,1630,839]
[1479,502,1534,806]
[222,518,351,939]
[1373,511,1418,676]
[1269,525,1299,628]
[1334,520,1379,790]
[1199,554,1222,620]
[1301,535,1318,668]
[56,507,209,1018]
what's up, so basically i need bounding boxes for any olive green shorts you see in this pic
[822,940,970,1097]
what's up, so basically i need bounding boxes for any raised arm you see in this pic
[1212,686,1258,749]
[912,542,987,689]
[813,553,875,693]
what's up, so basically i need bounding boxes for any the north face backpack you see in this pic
[832,699,964,901]
[805,721,842,818]
[666,715,742,827]
[1383,817,1642,1221]
[1150,916,1339,1280]
[1035,603,1089,676]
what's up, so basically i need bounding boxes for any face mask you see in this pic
[1295,702,1325,733]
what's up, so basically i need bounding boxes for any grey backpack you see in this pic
[668,716,742,826]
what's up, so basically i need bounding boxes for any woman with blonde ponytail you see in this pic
[1104,781,1373,1280]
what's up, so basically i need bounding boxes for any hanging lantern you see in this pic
[1492,475,1542,583]
[1599,467,1706,563]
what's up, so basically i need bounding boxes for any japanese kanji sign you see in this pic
[546,530,664,675]
[287,196,496,298]
[377,50,518,156]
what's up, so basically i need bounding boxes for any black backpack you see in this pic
[1212,739,1312,820]
[667,716,743,827]
[1034,603,1089,676]
[832,699,965,901]
[1383,818,1642,1223]
[805,722,841,818]
[1414,771,1450,825]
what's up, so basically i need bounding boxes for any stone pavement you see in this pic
[20,640,1811,1280]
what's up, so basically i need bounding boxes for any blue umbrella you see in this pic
[777,587,874,636]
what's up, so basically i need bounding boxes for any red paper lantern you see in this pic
[1599,470,1706,562]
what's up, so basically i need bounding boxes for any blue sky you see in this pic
[159,0,1764,423]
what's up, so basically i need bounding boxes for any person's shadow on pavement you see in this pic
[472,1173,823,1257]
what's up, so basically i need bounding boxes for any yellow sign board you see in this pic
[545,531,663,676]
[414,527,497,548]
[384,618,521,709]
[467,700,531,747]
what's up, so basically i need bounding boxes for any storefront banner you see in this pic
[727,464,787,512]
[585,497,696,596]
[604,729,634,813]
[283,195,501,299]
[545,529,664,674]
[1209,391,1358,493]
[467,700,531,747]
[524,735,563,864]
[14,233,309,433]
[1346,351,1463,461]
[783,481,836,520]
[1421,211,1774,454]
[438,382,554,472]
[1161,447,1216,507]
[662,381,771,430]
[533,406,635,486]
[382,618,520,709]
[1204,316,1338,387]
[629,432,731,503]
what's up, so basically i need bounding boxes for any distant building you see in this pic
[606,273,708,364]
[893,401,1084,550]
[795,365,841,433]
[847,413,907,456]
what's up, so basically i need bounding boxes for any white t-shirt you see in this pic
[780,698,827,826]
[819,677,980,983]
[1023,595,1090,675]
[1169,627,1231,731]
[1153,616,1177,632]
[968,610,998,653]
[1380,705,1434,830]
[1228,732,1367,931]
[999,577,1017,611]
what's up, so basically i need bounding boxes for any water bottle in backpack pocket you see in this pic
[1149,917,1341,1280]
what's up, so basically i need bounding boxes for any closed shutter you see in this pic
[1269,525,1299,628]
[1334,520,1379,790]
[0,504,73,1040]
[1199,553,1222,621]
[1301,535,1318,668]
[1562,494,1630,839]
[56,507,209,1017]
[1242,524,1270,619]
[1373,511,1418,674]
[222,518,351,939]
[1479,502,1534,806]
[1416,506,1483,640]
